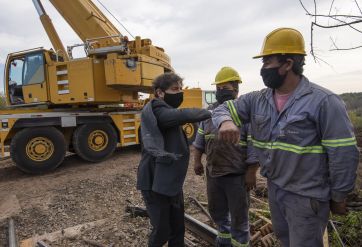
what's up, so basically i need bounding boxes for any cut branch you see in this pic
[330,45,362,51]
[299,0,311,15]
[306,14,362,19]
[310,22,316,62]
[314,0,317,23]
[354,0,362,15]
[328,0,336,16]
[313,19,362,28]
[299,0,362,59]
[330,16,362,33]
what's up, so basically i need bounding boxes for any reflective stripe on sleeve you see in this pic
[205,134,215,140]
[197,128,205,135]
[218,232,232,239]
[226,100,242,127]
[239,141,247,146]
[251,138,325,154]
[321,137,357,147]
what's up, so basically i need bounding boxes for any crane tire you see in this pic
[72,123,117,162]
[10,127,66,174]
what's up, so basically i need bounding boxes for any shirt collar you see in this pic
[264,75,312,100]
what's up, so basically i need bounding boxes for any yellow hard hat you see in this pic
[253,27,307,58]
[213,67,242,85]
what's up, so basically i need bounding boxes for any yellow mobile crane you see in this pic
[1,0,210,173]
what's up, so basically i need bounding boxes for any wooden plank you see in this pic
[249,209,272,225]
[20,219,107,247]
[323,229,329,247]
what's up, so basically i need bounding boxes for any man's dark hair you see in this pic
[152,72,183,95]
[277,54,305,75]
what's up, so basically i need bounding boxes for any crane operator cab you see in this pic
[6,51,47,105]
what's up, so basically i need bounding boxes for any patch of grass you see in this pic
[349,111,362,130]
[329,211,362,247]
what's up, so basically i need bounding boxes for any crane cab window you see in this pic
[8,52,45,104]
[9,58,24,87]
[23,53,45,85]
[205,91,216,105]
[8,58,25,104]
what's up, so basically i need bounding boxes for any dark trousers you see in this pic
[207,174,250,246]
[268,180,330,247]
[141,190,185,247]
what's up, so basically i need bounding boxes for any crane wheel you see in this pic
[72,123,117,162]
[182,122,198,145]
[10,127,66,174]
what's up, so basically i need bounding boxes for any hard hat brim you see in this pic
[252,54,264,59]
[252,51,307,59]
[212,80,242,85]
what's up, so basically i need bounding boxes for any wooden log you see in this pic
[82,238,108,247]
[249,210,272,225]
[250,195,269,207]
[323,229,329,247]
[250,231,261,243]
[20,219,107,247]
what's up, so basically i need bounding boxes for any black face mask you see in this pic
[216,89,235,104]
[164,92,184,108]
[260,65,287,89]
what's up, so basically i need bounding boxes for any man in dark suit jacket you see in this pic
[137,72,211,247]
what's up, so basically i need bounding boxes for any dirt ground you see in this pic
[0,145,361,247]
[0,146,215,247]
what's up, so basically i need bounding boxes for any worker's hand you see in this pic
[330,200,348,215]
[245,164,258,191]
[194,162,204,176]
[218,120,240,144]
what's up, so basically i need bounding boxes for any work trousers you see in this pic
[268,180,330,247]
[207,174,250,247]
[141,190,185,247]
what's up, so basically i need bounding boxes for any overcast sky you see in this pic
[0,0,361,94]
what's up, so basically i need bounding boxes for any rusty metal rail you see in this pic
[189,196,213,223]
[8,218,18,247]
[184,214,217,245]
